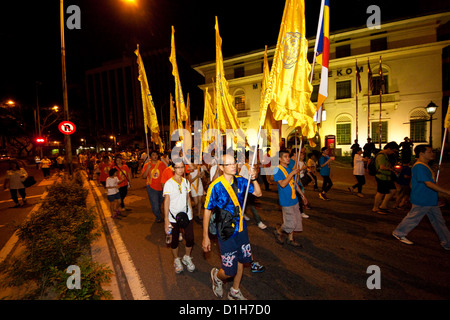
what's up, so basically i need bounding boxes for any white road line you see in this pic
[90,180,150,300]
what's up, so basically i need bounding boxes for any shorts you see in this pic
[281,203,303,233]
[107,192,121,202]
[218,228,253,277]
[375,177,396,194]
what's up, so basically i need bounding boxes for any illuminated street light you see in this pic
[426,101,438,148]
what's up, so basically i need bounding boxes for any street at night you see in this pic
[1,0,450,313]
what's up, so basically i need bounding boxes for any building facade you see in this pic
[194,13,450,155]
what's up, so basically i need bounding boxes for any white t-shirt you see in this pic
[189,166,206,197]
[105,176,120,195]
[353,154,365,176]
[163,177,192,223]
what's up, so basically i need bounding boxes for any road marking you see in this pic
[90,180,150,300]
[0,194,43,204]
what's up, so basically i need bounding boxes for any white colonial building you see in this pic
[194,12,450,155]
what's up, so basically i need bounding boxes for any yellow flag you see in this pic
[445,100,450,129]
[262,0,317,139]
[215,16,241,132]
[185,93,192,135]
[134,44,163,149]
[169,93,177,137]
[202,88,217,152]
[260,45,282,135]
[169,26,188,124]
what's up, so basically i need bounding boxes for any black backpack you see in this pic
[367,153,380,176]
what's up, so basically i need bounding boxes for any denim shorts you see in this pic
[107,192,121,202]
[218,228,252,276]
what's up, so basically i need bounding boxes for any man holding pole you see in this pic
[392,144,450,250]
[202,154,261,300]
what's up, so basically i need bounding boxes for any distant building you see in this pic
[194,12,450,155]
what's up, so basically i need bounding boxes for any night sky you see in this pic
[1,0,449,116]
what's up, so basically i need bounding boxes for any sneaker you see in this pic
[182,255,195,272]
[174,257,183,273]
[228,288,247,300]
[301,212,309,219]
[392,232,414,245]
[251,261,265,273]
[210,268,223,298]
[257,221,267,230]
[319,192,329,200]
[243,214,250,221]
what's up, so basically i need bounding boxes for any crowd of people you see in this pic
[3,135,450,300]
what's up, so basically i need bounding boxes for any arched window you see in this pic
[233,88,246,111]
[336,115,352,145]
[409,109,428,142]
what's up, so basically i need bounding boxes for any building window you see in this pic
[371,121,388,144]
[372,74,388,94]
[409,109,428,143]
[336,80,352,99]
[234,66,245,79]
[371,37,387,52]
[234,89,246,110]
[335,44,351,58]
[336,115,352,145]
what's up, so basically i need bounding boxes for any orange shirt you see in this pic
[112,164,131,188]
[99,162,111,182]
[143,161,167,191]
[161,166,174,185]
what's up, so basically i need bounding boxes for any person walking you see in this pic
[112,155,132,211]
[399,137,413,164]
[371,142,400,214]
[188,163,206,224]
[40,155,52,179]
[163,163,195,273]
[392,144,450,250]
[318,147,334,200]
[142,150,167,223]
[3,161,28,208]
[239,157,267,229]
[394,162,412,209]
[348,147,367,197]
[105,168,123,219]
[273,150,305,247]
[202,154,261,300]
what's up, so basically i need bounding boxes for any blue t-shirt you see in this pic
[410,163,438,206]
[319,155,331,176]
[273,165,299,207]
[205,176,254,233]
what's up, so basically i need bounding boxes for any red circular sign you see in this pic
[58,121,77,135]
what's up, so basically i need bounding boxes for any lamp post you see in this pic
[60,0,73,175]
[426,101,438,148]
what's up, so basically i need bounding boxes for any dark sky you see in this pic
[1,0,449,112]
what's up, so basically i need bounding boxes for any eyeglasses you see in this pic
[223,163,237,166]
[174,166,185,169]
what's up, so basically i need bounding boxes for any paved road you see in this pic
[1,160,449,301]
[95,162,450,300]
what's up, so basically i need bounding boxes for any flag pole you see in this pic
[436,127,447,183]
[241,125,262,215]
[355,59,359,142]
[378,56,382,150]
[367,58,371,140]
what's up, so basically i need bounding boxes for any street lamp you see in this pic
[110,135,117,153]
[426,101,438,148]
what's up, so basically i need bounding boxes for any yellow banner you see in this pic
[169,93,177,137]
[134,44,163,148]
[202,88,216,152]
[445,100,450,129]
[169,26,188,124]
[260,45,282,136]
[215,16,241,132]
[262,0,317,139]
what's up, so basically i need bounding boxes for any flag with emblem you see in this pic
[262,0,317,139]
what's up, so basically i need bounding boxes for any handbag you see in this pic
[169,180,190,229]
[23,176,36,188]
